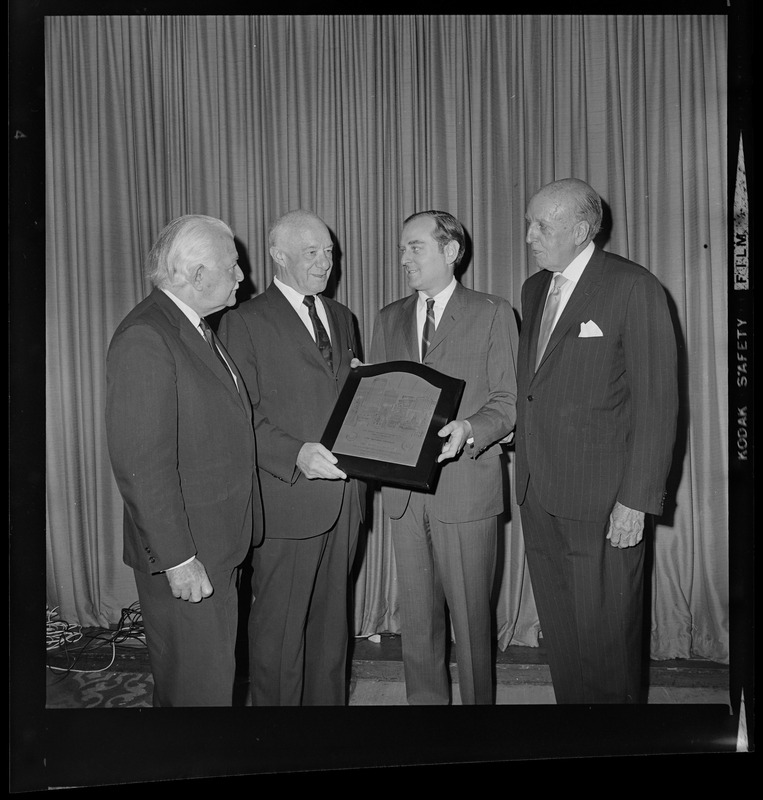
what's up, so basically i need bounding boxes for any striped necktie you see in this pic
[421,297,435,361]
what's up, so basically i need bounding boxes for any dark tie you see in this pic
[199,319,237,386]
[303,295,333,371]
[535,273,568,370]
[421,297,435,362]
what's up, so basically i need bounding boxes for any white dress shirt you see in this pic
[274,276,332,343]
[162,288,238,386]
[162,287,204,334]
[543,240,595,332]
[417,277,457,360]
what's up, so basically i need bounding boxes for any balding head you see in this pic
[532,179,603,241]
[525,179,602,272]
[268,210,334,295]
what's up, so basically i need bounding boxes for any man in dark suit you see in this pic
[367,210,518,704]
[219,209,365,706]
[515,178,678,704]
[106,215,263,706]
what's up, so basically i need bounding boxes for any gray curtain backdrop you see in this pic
[45,14,728,662]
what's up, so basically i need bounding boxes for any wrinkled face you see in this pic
[525,190,585,272]
[399,216,455,298]
[272,219,333,295]
[197,231,243,314]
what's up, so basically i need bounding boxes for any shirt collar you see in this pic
[559,241,595,284]
[418,276,457,309]
[162,288,203,330]
[274,275,321,313]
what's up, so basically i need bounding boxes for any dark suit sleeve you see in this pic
[618,274,678,514]
[219,307,304,484]
[105,323,196,571]
[368,312,388,364]
[465,298,519,454]
[346,308,363,365]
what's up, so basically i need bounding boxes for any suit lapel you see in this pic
[153,289,248,411]
[404,296,420,362]
[533,248,605,372]
[527,271,552,373]
[425,283,464,359]
[396,283,466,364]
[183,318,249,410]
[214,335,252,412]
[323,300,343,376]
[265,282,336,375]
[389,295,419,362]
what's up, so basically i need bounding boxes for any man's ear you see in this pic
[269,246,284,269]
[443,239,459,266]
[190,264,205,290]
[573,221,591,246]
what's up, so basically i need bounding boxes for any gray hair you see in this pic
[145,215,234,288]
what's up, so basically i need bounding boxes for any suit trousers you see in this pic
[134,565,240,707]
[520,478,645,704]
[248,491,360,705]
[391,492,497,705]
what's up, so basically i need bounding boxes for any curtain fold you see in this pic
[45,14,728,662]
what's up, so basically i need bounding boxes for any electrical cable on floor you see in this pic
[46,605,83,651]
[46,602,146,677]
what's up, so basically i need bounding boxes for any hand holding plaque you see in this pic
[320,361,466,490]
[436,418,473,463]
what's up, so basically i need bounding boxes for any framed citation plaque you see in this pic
[321,361,466,491]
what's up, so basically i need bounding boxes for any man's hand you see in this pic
[297,442,348,480]
[166,558,214,602]
[350,358,367,369]
[606,502,645,549]
[437,419,473,463]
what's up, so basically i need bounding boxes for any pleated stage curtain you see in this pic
[45,14,728,661]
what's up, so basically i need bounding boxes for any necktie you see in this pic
[421,297,435,362]
[535,273,568,369]
[199,319,237,386]
[303,295,333,371]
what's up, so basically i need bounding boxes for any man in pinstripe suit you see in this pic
[515,178,678,704]
[368,210,519,704]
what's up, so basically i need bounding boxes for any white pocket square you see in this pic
[579,320,603,338]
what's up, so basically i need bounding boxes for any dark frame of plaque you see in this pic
[321,361,466,491]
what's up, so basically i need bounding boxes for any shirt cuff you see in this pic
[164,555,196,572]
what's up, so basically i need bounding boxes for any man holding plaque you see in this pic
[368,210,519,704]
[219,210,365,706]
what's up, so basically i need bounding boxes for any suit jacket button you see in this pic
[148,557,156,564]
[527,395,533,401]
